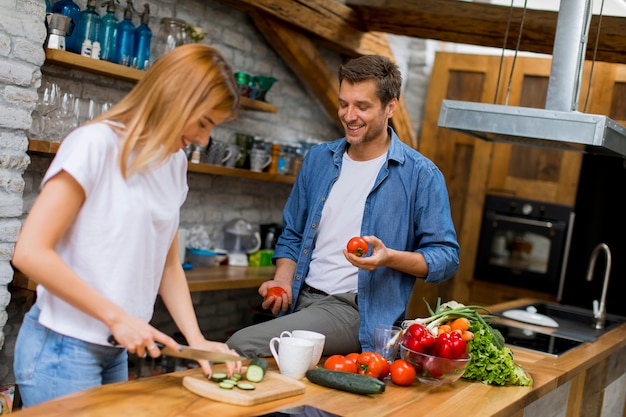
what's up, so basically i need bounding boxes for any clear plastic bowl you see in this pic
[400,344,471,385]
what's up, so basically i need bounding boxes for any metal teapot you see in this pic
[46,13,74,50]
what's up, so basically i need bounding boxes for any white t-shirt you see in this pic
[35,122,189,346]
[305,151,386,294]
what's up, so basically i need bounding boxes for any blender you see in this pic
[46,13,73,50]
[222,218,261,266]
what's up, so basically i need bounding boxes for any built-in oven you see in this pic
[474,194,575,294]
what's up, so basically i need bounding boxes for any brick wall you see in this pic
[0,0,430,389]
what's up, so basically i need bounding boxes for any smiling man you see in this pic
[227,55,460,358]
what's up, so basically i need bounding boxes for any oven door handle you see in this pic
[493,214,554,229]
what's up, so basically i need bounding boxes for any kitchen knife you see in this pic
[107,335,247,363]
[160,345,247,363]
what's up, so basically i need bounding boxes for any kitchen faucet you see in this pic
[585,243,612,330]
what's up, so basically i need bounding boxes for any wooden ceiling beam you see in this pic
[346,0,626,64]
[218,0,390,57]
[248,12,417,147]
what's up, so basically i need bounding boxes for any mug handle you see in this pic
[262,154,272,169]
[221,148,233,164]
[269,337,281,366]
[280,331,292,338]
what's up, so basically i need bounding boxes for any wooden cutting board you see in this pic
[182,369,306,406]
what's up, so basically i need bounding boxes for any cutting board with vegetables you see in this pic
[182,370,306,406]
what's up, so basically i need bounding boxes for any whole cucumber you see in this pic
[305,369,386,395]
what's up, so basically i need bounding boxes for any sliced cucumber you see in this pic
[236,382,256,390]
[221,378,238,385]
[246,358,269,382]
[218,381,236,390]
[211,372,228,383]
[231,373,243,381]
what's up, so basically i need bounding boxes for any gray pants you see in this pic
[226,290,361,358]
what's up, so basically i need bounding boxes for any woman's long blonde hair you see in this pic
[92,44,240,178]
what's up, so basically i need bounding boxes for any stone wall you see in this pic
[0,0,431,390]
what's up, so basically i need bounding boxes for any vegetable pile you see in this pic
[401,299,533,386]
[320,351,415,388]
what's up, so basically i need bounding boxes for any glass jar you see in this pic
[155,17,188,59]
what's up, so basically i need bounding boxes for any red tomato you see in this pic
[346,236,368,257]
[345,352,360,363]
[389,359,416,386]
[373,352,390,379]
[323,355,357,373]
[264,287,286,307]
[357,351,385,379]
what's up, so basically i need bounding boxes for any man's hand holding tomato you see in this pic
[343,235,389,271]
[259,281,290,315]
[343,235,430,278]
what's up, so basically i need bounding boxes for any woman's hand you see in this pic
[189,339,243,378]
[109,314,180,359]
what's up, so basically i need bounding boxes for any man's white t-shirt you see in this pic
[35,122,189,346]
[305,151,386,294]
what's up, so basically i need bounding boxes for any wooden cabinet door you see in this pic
[410,52,505,317]
[412,52,585,313]
[486,56,583,206]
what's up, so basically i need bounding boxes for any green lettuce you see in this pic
[463,324,533,386]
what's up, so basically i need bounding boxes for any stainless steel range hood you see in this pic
[437,0,626,159]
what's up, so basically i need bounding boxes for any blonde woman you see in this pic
[12,44,241,407]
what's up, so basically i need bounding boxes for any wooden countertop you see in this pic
[10,299,626,417]
[12,266,276,293]
[185,265,275,292]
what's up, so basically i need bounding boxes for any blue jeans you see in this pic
[14,304,128,408]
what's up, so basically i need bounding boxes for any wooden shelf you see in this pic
[44,49,278,113]
[27,139,295,184]
[188,162,295,184]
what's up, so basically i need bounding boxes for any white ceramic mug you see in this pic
[280,330,326,370]
[249,148,272,172]
[269,336,314,379]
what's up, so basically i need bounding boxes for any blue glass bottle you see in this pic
[115,0,136,66]
[98,0,118,63]
[133,4,152,70]
[51,0,81,53]
[75,0,100,55]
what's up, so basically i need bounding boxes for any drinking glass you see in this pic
[30,81,61,139]
[51,92,75,141]
[374,325,402,364]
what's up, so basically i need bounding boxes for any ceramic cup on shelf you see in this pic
[223,143,241,168]
[205,140,233,166]
[249,148,272,172]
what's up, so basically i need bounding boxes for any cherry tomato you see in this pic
[346,236,368,257]
[264,286,286,307]
[389,359,416,386]
[323,355,357,373]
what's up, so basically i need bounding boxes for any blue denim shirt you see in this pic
[273,128,460,351]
